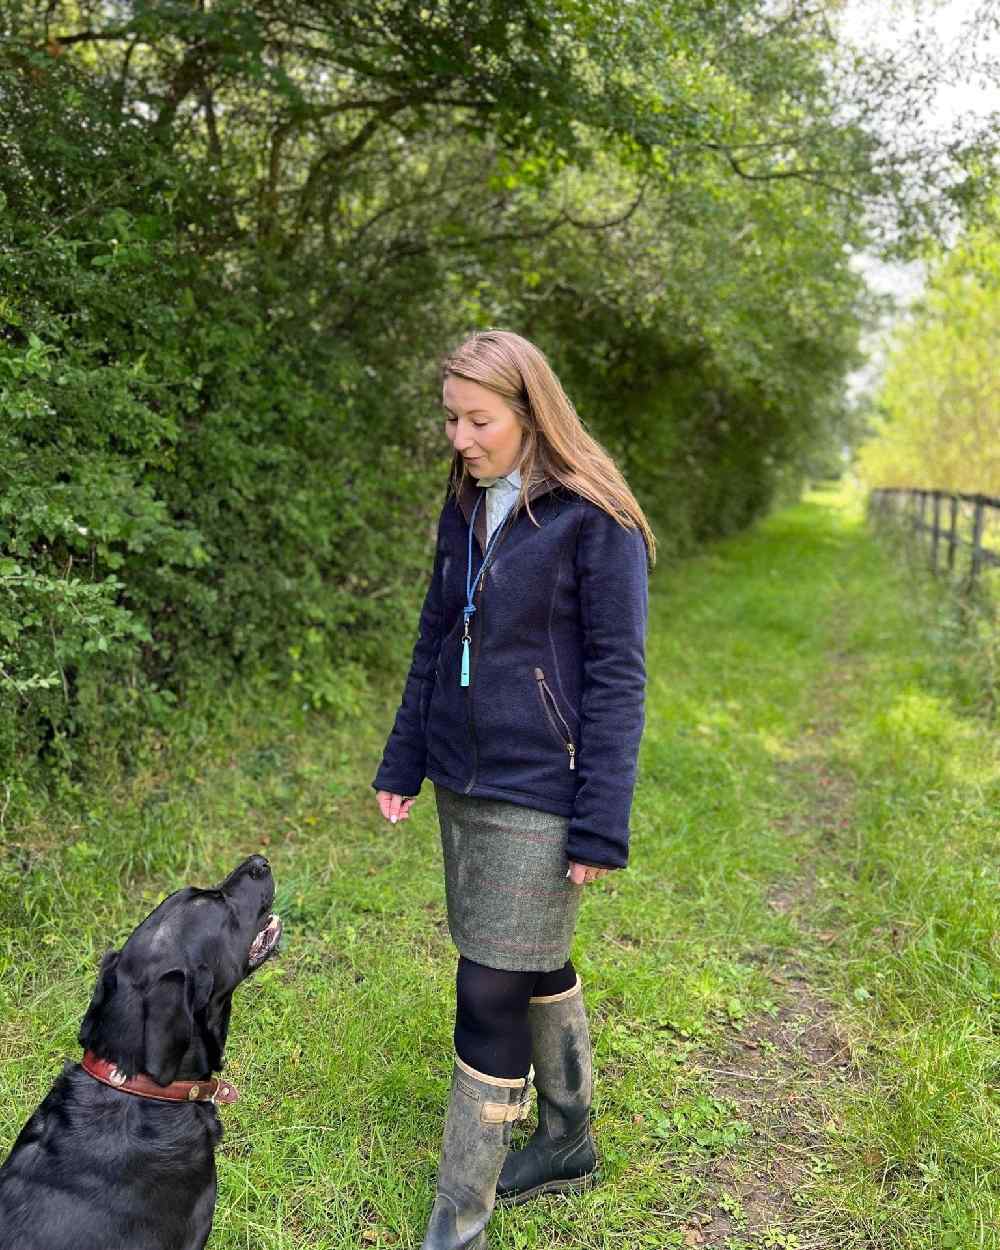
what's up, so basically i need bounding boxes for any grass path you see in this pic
[1,490,998,1249]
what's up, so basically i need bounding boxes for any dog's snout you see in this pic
[247,855,270,880]
[216,854,274,899]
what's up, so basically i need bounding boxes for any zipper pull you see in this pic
[568,743,576,771]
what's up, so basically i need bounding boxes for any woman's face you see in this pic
[443,375,524,479]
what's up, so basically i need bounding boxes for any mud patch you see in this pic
[683,978,859,1247]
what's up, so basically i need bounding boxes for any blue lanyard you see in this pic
[461,493,506,687]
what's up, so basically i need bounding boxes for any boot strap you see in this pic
[481,1090,532,1124]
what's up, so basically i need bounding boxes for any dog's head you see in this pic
[79,854,282,1086]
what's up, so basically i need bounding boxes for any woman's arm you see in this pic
[567,504,649,869]
[371,516,447,800]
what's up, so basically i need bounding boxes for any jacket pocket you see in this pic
[533,667,576,771]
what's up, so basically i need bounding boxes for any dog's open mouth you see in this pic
[248,913,282,969]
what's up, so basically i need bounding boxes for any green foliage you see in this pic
[1,54,435,780]
[857,208,1000,494]
[652,1094,752,1156]
[3,0,972,778]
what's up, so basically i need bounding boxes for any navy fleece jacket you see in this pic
[372,474,648,869]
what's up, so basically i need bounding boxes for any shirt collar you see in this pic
[477,467,522,490]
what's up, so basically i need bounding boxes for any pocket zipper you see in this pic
[534,667,576,770]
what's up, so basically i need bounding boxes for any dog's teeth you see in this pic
[248,914,280,962]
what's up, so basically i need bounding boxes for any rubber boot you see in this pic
[420,1056,532,1249]
[495,977,599,1205]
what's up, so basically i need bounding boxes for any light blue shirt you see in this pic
[478,468,522,542]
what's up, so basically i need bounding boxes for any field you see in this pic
[2,489,997,1249]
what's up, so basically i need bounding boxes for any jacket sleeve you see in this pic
[565,505,649,869]
[371,516,446,798]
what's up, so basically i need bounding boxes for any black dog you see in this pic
[0,854,282,1250]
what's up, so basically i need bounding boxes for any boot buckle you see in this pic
[479,1065,534,1123]
[480,1096,532,1124]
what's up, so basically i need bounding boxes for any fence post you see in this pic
[947,494,958,574]
[931,491,941,571]
[970,496,985,588]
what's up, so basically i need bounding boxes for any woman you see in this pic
[372,329,653,1250]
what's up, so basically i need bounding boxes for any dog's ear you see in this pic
[143,965,214,1086]
[143,969,193,1086]
[78,948,121,1051]
[190,963,214,1014]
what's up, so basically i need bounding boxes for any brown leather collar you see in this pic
[81,1050,239,1105]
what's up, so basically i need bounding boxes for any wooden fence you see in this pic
[869,488,1000,590]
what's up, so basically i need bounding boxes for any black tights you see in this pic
[454,956,577,1079]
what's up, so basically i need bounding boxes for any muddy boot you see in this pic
[420,1056,532,1250]
[495,977,599,1205]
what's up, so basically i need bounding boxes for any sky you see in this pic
[838,0,1000,304]
[835,0,1000,395]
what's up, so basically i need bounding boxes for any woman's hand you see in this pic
[566,862,610,885]
[376,790,416,824]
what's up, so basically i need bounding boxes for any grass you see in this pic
[1,486,997,1248]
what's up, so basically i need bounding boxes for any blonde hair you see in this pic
[441,329,656,565]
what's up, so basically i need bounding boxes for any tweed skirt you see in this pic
[433,784,583,972]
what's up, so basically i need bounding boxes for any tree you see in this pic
[3,0,993,779]
[856,211,1000,494]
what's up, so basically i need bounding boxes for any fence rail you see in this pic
[869,488,1000,589]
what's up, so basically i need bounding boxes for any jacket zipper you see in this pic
[463,574,484,793]
[534,667,577,770]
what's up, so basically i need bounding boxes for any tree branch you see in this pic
[45,28,134,49]
[563,181,648,231]
[154,40,219,135]
[711,145,874,200]
[202,84,223,165]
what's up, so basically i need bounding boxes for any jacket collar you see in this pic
[455,470,558,552]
